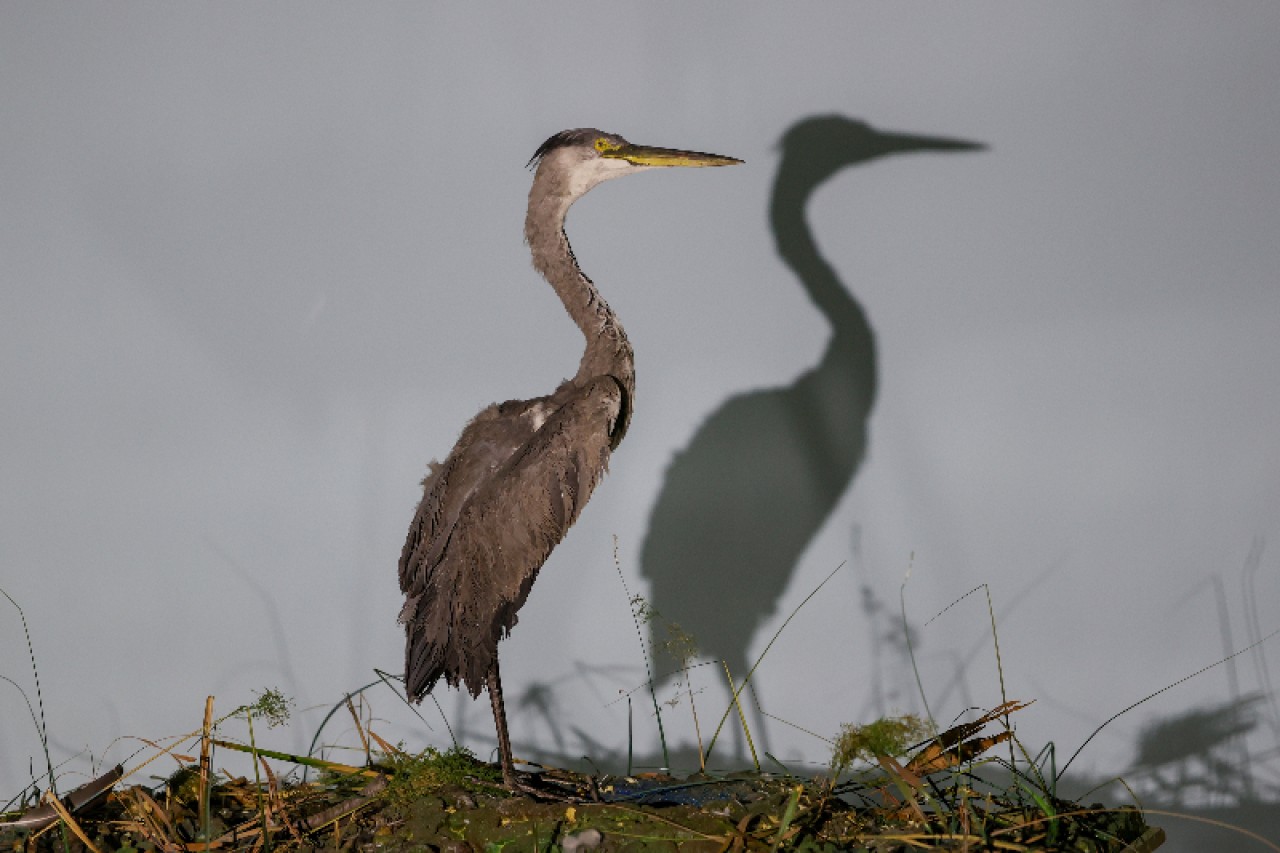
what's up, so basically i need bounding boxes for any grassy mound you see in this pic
[2,704,1165,852]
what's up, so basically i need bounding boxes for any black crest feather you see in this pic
[526,128,613,170]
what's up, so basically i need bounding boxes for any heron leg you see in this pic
[487,660,585,801]
[486,658,518,787]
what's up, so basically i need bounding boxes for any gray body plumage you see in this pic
[398,376,624,697]
[395,129,738,785]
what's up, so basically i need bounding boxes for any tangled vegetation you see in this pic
[1,692,1166,852]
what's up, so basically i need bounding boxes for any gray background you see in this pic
[3,3,1278,840]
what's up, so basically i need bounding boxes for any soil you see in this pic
[1,760,1163,852]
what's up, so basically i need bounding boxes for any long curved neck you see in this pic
[525,179,636,428]
[769,166,865,334]
[770,158,879,482]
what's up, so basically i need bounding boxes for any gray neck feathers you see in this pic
[525,173,635,395]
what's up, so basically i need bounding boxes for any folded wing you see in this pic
[399,375,624,698]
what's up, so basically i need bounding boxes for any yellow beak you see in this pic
[606,143,743,168]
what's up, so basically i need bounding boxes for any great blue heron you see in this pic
[397,128,740,788]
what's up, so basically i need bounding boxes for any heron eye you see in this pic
[594,137,614,153]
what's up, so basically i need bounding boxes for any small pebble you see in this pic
[561,827,604,852]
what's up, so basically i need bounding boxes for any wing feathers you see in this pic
[400,377,623,699]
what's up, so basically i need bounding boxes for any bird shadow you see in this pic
[1057,695,1280,852]
[637,115,984,755]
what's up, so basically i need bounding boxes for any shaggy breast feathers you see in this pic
[399,376,624,698]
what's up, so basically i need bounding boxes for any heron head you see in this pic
[528,128,742,199]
